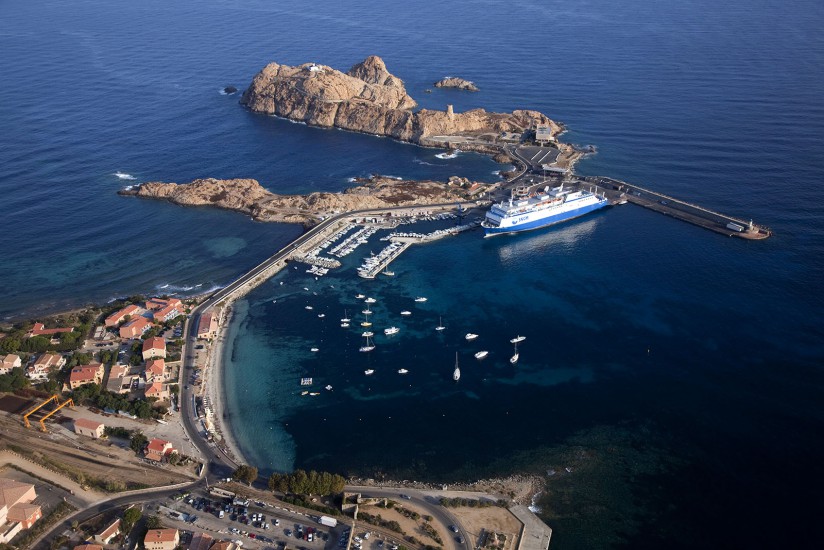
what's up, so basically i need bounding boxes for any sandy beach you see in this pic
[202,302,249,468]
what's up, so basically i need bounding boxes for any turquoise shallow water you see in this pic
[2,0,823,547]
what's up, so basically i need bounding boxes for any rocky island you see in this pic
[434,76,479,92]
[119,176,482,226]
[240,55,561,149]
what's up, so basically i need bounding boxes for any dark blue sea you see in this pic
[2,0,823,547]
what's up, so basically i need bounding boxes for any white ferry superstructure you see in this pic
[482,184,608,236]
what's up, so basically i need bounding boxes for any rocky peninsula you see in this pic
[119,176,481,226]
[434,76,479,92]
[240,55,561,148]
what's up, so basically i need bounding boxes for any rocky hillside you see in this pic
[240,55,561,145]
[119,177,476,226]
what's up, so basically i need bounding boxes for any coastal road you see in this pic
[347,486,471,550]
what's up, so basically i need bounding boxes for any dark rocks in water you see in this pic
[223,86,238,95]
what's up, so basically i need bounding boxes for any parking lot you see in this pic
[160,491,349,550]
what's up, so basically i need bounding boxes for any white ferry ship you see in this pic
[482,184,608,236]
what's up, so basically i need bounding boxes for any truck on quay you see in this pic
[318,515,338,527]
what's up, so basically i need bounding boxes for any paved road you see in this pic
[347,486,470,550]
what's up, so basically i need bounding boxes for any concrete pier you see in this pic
[357,241,412,279]
[573,176,771,239]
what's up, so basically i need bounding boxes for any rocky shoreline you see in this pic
[240,55,562,147]
[434,76,479,92]
[348,474,545,505]
[119,175,485,226]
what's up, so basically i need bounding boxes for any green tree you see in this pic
[145,515,163,529]
[122,506,142,532]
[21,336,50,353]
[232,465,258,485]
[130,432,148,453]
[0,338,20,353]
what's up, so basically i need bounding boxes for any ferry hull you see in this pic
[484,199,608,236]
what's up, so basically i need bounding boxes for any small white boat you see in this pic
[510,353,519,364]
[309,392,320,396]
[365,297,376,304]
[356,293,366,299]
[510,335,526,344]
[305,305,314,310]
[301,390,309,396]
[362,331,374,337]
[362,309,372,315]
[435,316,446,331]
[384,326,400,335]
[465,333,479,341]
[398,369,409,374]
[341,322,350,328]
[360,334,375,352]
[400,310,412,316]
[361,321,372,327]
[303,287,310,291]
[272,300,277,303]
[383,270,395,276]
[453,352,461,381]
[310,347,319,352]
[364,369,375,376]
[317,313,325,318]
[341,311,351,323]
[475,350,488,359]
[300,377,313,385]
[325,385,333,391]
[414,297,428,302]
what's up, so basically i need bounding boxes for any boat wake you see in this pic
[113,172,136,180]
[435,149,460,159]
[155,282,219,295]
[413,158,437,166]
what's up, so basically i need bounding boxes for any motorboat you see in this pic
[362,331,374,337]
[414,297,428,302]
[435,316,445,331]
[364,369,375,375]
[474,351,488,359]
[465,333,478,341]
[510,336,526,344]
[400,310,412,316]
[384,326,400,335]
[398,369,409,374]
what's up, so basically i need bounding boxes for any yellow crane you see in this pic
[38,398,74,432]
[22,395,58,428]
[22,395,75,431]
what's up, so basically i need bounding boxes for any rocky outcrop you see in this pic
[120,177,475,226]
[240,56,561,145]
[434,77,479,92]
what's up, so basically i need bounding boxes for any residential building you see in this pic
[27,322,75,338]
[119,316,152,339]
[104,304,141,327]
[26,353,65,381]
[144,358,165,381]
[74,544,103,550]
[144,381,169,400]
[73,418,104,439]
[68,363,104,390]
[147,298,185,322]
[196,311,218,340]
[189,532,214,550]
[142,337,166,360]
[1,354,21,375]
[145,439,175,462]
[144,528,179,550]
[0,478,42,543]
[106,364,133,394]
[93,518,120,544]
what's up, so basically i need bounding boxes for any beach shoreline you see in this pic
[203,302,250,468]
